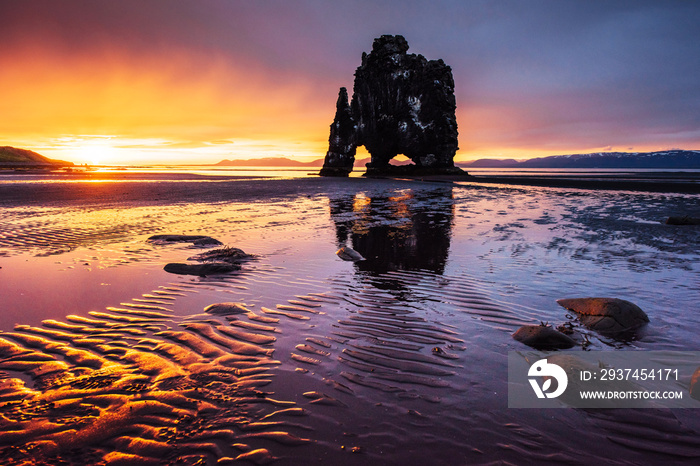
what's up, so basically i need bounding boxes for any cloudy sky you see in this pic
[2,0,699,164]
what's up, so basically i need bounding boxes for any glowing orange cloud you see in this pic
[3,39,694,165]
[0,42,332,164]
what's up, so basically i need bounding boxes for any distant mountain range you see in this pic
[215,156,374,167]
[0,146,73,167]
[456,150,700,169]
[215,157,323,167]
[5,146,698,169]
[217,150,700,169]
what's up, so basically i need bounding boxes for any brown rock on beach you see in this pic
[557,297,649,334]
[163,262,239,276]
[188,246,253,263]
[336,246,365,262]
[147,234,223,246]
[512,324,576,350]
[203,302,250,315]
[691,367,700,401]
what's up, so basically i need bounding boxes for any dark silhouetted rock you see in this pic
[512,325,576,350]
[319,87,357,177]
[163,262,239,276]
[161,243,253,276]
[557,297,649,334]
[163,244,251,276]
[319,35,466,177]
[666,216,700,225]
[147,234,223,246]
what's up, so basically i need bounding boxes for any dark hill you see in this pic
[0,146,73,167]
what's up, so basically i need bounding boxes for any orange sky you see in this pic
[2,1,699,166]
[1,42,332,165]
[2,47,659,166]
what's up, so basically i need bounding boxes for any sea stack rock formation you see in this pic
[319,35,465,177]
[321,87,357,176]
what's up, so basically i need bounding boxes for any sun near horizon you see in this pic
[12,134,692,168]
[2,2,699,167]
[13,135,691,167]
[1,47,687,167]
[3,54,691,166]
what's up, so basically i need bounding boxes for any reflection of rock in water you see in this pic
[330,188,454,275]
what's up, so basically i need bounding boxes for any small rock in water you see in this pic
[336,247,364,262]
[512,324,576,350]
[163,262,239,276]
[302,391,347,406]
[231,448,276,465]
[204,302,249,315]
[666,216,700,226]
[557,297,649,334]
[147,234,223,246]
[556,322,575,335]
[188,246,253,264]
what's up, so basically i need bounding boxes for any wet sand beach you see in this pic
[1,171,699,465]
[370,169,700,193]
[468,171,700,194]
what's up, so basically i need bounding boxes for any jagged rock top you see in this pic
[362,34,410,64]
[320,35,465,177]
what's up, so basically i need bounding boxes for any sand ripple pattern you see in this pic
[0,206,165,256]
[0,284,309,465]
[269,266,542,405]
[2,178,699,464]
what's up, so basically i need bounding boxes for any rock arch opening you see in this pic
[319,35,467,178]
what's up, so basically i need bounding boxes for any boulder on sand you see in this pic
[163,245,251,276]
[557,297,649,334]
[512,324,576,350]
[188,247,253,263]
[203,302,250,315]
[666,216,700,226]
[163,262,239,276]
[147,234,223,246]
[336,246,365,262]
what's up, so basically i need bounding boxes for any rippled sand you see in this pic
[1,175,699,465]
